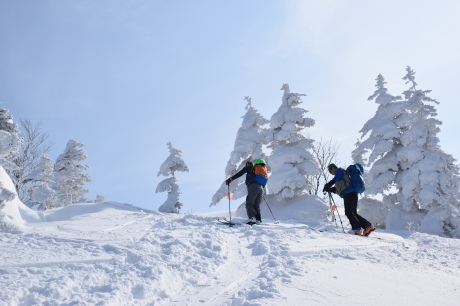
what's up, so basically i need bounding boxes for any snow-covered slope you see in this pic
[0,201,458,305]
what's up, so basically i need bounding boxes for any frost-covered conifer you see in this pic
[156,142,189,213]
[267,84,319,199]
[354,68,460,237]
[0,106,22,173]
[389,67,460,237]
[352,74,407,227]
[27,154,56,210]
[210,97,269,206]
[53,140,91,206]
[353,74,406,195]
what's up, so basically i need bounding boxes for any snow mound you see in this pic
[42,201,154,222]
[0,166,44,232]
[235,194,328,224]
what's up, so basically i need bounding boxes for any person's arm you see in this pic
[332,168,344,182]
[323,168,343,192]
[323,179,335,192]
[226,166,251,185]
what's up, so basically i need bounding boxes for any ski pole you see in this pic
[227,185,234,227]
[324,191,337,226]
[262,194,279,224]
[329,192,345,233]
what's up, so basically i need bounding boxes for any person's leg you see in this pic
[245,184,259,219]
[356,214,372,229]
[244,195,252,219]
[349,192,372,228]
[343,192,361,230]
[354,198,373,234]
[253,186,263,221]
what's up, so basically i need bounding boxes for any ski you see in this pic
[225,217,262,226]
[217,218,273,226]
[306,225,328,232]
[355,233,382,240]
[217,218,241,226]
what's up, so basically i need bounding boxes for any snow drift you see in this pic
[234,194,328,224]
[0,200,458,305]
[0,166,44,232]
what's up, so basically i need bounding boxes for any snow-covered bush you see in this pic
[156,142,189,213]
[267,84,319,199]
[210,97,269,206]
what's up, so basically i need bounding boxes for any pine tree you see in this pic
[156,142,189,213]
[27,154,56,210]
[210,97,269,206]
[53,140,91,206]
[0,106,22,174]
[352,74,407,227]
[354,68,460,237]
[391,67,460,237]
[352,74,405,196]
[267,84,319,199]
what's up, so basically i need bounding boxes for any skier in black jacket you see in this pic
[226,159,268,225]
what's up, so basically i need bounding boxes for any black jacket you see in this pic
[231,165,256,186]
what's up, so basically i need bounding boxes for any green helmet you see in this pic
[254,159,266,165]
[327,163,337,170]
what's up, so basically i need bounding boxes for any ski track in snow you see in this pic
[0,204,459,305]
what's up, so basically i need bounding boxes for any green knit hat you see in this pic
[327,163,337,170]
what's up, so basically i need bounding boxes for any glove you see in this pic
[322,181,334,193]
[225,178,233,185]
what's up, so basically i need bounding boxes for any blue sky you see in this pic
[1,0,459,213]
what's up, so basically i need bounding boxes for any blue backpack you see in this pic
[247,164,269,187]
[346,163,365,194]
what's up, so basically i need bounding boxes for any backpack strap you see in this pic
[246,166,256,186]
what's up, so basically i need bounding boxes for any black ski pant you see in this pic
[343,192,371,231]
[246,183,263,221]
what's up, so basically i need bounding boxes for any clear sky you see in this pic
[1,0,459,213]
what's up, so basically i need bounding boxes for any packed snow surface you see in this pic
[1,201,459,305]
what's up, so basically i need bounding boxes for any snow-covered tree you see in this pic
[267,84,319,199]
[352,74,407,193]
[11,119,53,204]
[27,154,56,210]
[354,68,460,237]
[309,138,340,195]
[390,67,460,237]
[156,142,189,213]
[95,195,105,203]
[352,74,407,226]
[53,139,91,206]
[210,97,269,206]
[0,165,22,232]
[0,106,22,173]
